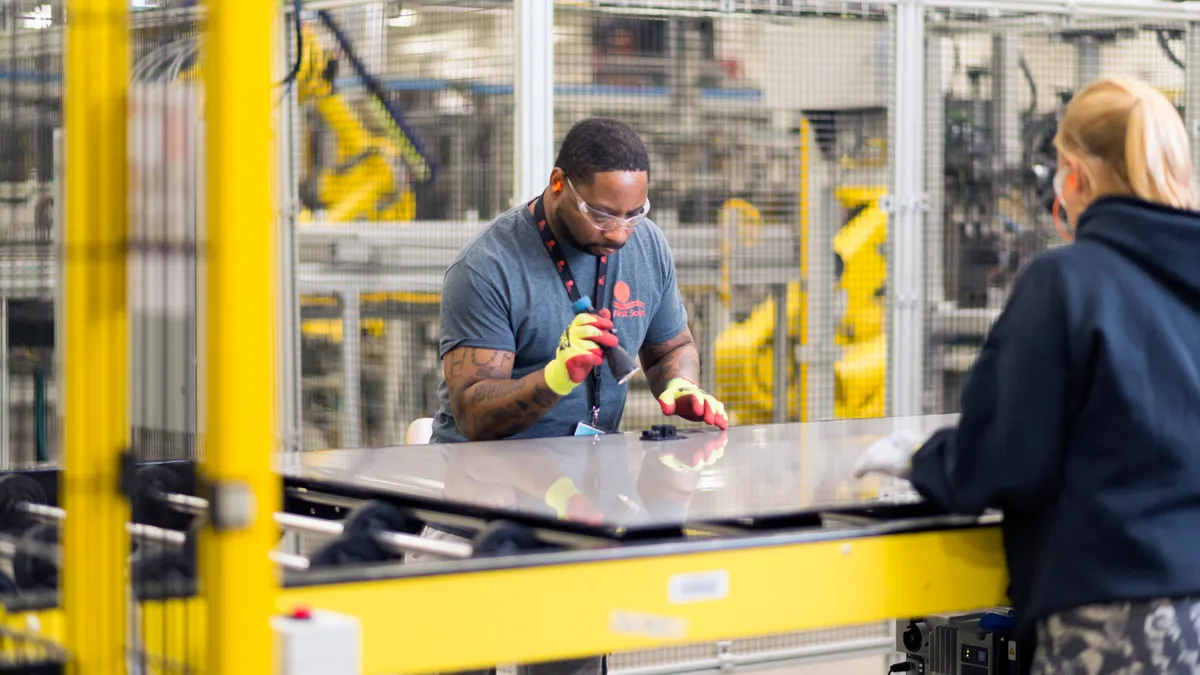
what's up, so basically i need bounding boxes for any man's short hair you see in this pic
[554,117,650,184]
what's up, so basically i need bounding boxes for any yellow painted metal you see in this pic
[202,0,280,671]
[798,118,811,424]
[5,526,1006,674]
[710,121,819,427]
[832,186,889,419]
[308,527,1005,673]
[296,24,418,222]
[63,0,130,670]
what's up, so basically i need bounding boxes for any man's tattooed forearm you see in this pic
[461,375,563,441]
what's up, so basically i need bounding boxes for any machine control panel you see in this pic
[961,643,990,675]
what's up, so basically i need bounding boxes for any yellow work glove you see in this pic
[657,377,728,430]
[544,477,603,524]
[543,310,618,396]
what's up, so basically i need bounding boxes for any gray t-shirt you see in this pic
[432,203,688,443]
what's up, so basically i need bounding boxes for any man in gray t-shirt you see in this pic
[432,117,728,446]
[426,119,729,675]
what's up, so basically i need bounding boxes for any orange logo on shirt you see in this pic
[612,281,645,318]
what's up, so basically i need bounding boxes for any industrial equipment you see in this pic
[0,415,1008,674]
[927,19,1190,411]
[895,610,1022,675]
[296,11,434,223]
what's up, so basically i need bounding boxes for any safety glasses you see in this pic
[566,178,650,232]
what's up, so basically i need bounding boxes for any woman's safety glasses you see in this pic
[567,178,650,232]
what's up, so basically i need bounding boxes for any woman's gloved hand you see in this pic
[543,310,618,396]
[658,378,728,430]
[852,430,926,480]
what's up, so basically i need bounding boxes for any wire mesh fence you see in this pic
[921,6,1191,414]
[125,5,206,672]
[294,0,515,450]
[0,0,60,470]
[552,3,893,430]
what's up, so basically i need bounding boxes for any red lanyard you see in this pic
[532,196,611,426]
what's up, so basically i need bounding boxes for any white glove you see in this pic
[852,430,925,480]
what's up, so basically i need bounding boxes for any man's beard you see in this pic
[551,212,624,256]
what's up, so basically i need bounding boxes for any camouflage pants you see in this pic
[1033,597,1200,674]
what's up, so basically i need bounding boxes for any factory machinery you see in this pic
[0,4,1195,454]
[290,4,1199,445]
[926,14,1190,410]
[0,416,1013,674]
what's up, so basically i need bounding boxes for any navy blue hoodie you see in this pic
[910,196,1200,645]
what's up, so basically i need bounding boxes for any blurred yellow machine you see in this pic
[295,21,422,223]
[832,186,888,419]
[714,187,888,423]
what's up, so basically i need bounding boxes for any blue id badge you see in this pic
[573,422,605,436]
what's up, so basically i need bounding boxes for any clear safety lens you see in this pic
[567,178,650,232]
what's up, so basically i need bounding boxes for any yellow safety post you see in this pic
[202,0,279,671]
[797,118,811,424]
[63,0,130,671]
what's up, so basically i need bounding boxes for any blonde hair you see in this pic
[1054,77,1193,210]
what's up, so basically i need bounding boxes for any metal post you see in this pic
[1077,38,1101,88]
[341,293,362,448]
[924,31,947,415]
[772,284,789,424]
[63,0,130,668]
[1186,24,1200,202]
[275,5,302,452]
[513,0,554,205]
[888,0,927,417]
[203,0,280,670]
[992,34,1022,172]
[0,298,8,468]
[804,121,836,423]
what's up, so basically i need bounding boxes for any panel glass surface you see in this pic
[278,414,959,529]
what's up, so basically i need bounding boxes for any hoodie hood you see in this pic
[1075,196,1200,297]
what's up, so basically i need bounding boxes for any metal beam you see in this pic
[513,0,554,205]
[888,1,926,417]
[923,32,947,415]
[275,4,303,453]
[1188,24,1200,202]
[341,293,362,449]
[1076,38,1102,89]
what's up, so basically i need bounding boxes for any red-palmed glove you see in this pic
[658,378,729,430]
[543,310,618,396]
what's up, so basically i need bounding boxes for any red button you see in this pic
[291,607,312,620]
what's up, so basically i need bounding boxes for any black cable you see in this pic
[1018,53,1037,117]
[278,0,304,87]
[1157,30,1185,71]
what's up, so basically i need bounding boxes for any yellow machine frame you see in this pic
[9,526,1006,674]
